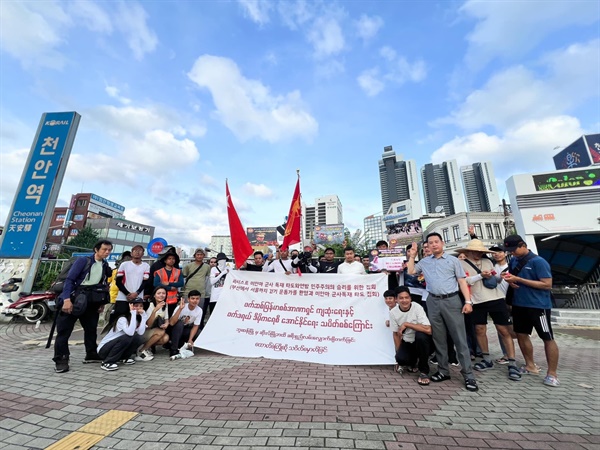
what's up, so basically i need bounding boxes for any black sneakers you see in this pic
[83,353,103,364]
[54,356,70,373]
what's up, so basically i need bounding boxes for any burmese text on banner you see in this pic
[195,271,395,365]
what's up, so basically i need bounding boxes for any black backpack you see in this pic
[50,257,90,294]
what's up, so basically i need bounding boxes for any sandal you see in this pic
[406,367,419,373]
[495,357,510,365]
[519,364,540,375]
[417,374,430,386]
[430,372,451,382]
[508,365,522,381]
[465,378,479,392]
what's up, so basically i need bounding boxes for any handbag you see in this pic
[505,252,536,305]
[464,260,498,289]
[70,292,88,317]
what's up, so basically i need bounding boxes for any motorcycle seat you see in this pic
[18,292,31,297]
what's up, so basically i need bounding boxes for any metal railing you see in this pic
[32,259,70,291]
[562,265,600,309]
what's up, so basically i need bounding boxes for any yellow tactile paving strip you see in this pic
[45,410,138,450]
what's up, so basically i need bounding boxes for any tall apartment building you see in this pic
[378,146,422,217]
[461,162,501,212]
[302,195,343,241]
[363,213,384,249]
[209,235,232,258]
[421,160,466,215]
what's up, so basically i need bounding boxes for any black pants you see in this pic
[169,321,200,354]
[395,331,432,374]
[98,334,142,364]
[199,298,210,330]
[53,304,100,361]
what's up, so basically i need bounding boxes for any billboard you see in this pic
[533,168,600,191]
[247,227,278,253]
[0,112,80,258]
[386,219,423,248]
[313,224,345,245]
[553,137,592,170]
[584,134,600,164]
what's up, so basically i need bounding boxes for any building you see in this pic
[378,146,422,217]
[209,235,232,258]
[553,134,600,170]
[383,200,417,228]
[421,159,466,215]
[363,213,385,250]
[46,193,126,246]
[302,195,343,241]
[423,212,510,252]
[506,166,600,286]
[87,218,155,255]
[461,162,501,212]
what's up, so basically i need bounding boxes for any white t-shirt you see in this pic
[263,258,295,273]
[210,266,228,303]
[389,302,430,344]
[98,313,147,351]
[337,261,366,275]
[494,262,509,295]
[116,261,150,301]
[173,304,203,326]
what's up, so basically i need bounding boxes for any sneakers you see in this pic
[83,353,103,364]
[449,360,460,367]
[543,375,560,387]
[120,358,136,365]
[101,363,119,371]
[54,356,69,373]
[474,360,494,371]
[135,349,154,362]
[394,364,404,374]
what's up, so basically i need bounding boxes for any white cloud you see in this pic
[431,115,585,178]
[69,0,113,33]
[188,55,318,143]
[0,1,71,69]
[237,0,272,25]
[105,85,131,105]
[355,14,383,42]
[358,46,426,96]
[242,182,274,198]
[307,17,345,59]
[277,0,314,30]
[439,39,600,131]
[115,1,158,60]
[357,68,384,97]
[461,0,599,69]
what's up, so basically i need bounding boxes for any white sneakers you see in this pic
[135,349,154,362]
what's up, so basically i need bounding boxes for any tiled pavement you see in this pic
[0,321,598,449]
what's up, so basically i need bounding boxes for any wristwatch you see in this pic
[465,301,473,305]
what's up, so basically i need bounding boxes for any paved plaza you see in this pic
[0,321,598,450]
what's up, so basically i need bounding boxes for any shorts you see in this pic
[471,299,512,326]
[512,305,554,341]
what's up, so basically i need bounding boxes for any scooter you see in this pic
[1,277,57,324]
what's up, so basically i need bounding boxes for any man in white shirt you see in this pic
[263,246,295,274]
[389,286,433,386]
[168,290,203,357]
[337,247,366,275]
[110,245,150,326]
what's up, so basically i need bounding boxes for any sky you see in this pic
[1,0,599,252]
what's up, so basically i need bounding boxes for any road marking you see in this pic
[45,410,137,450]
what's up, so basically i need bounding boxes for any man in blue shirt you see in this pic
[502,235,559,387]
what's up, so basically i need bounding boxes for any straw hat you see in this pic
[455,239,491,253]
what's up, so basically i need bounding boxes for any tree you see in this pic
[58,225,100,258]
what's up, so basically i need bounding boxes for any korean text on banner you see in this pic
[195,271,395,365]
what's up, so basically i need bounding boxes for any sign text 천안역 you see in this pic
[0,112,80,258]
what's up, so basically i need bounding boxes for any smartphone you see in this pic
[490,270,497,275]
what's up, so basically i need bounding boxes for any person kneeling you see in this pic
[168,290,203,358]
[390,286,433,386]
[98,298,147,371]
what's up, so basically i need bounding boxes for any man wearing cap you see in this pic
[145,245,179,299]
[291,245,318,274]
[263,246,295,274]
[407,232,478,392]
[182,249,210,300]
[502,235,559,387]
[456,240,521,382]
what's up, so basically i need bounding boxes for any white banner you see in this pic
[195,271,395,365]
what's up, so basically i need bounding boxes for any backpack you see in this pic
[49,257,92,294]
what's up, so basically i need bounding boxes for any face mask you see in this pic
[217,260,226,270]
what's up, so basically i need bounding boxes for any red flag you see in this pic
[226,181,253,269]
[281,176,302,251]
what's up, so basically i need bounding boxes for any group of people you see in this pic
[384,232,559,391]
[53,234,559,391]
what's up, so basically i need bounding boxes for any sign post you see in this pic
[0,112,80,292]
